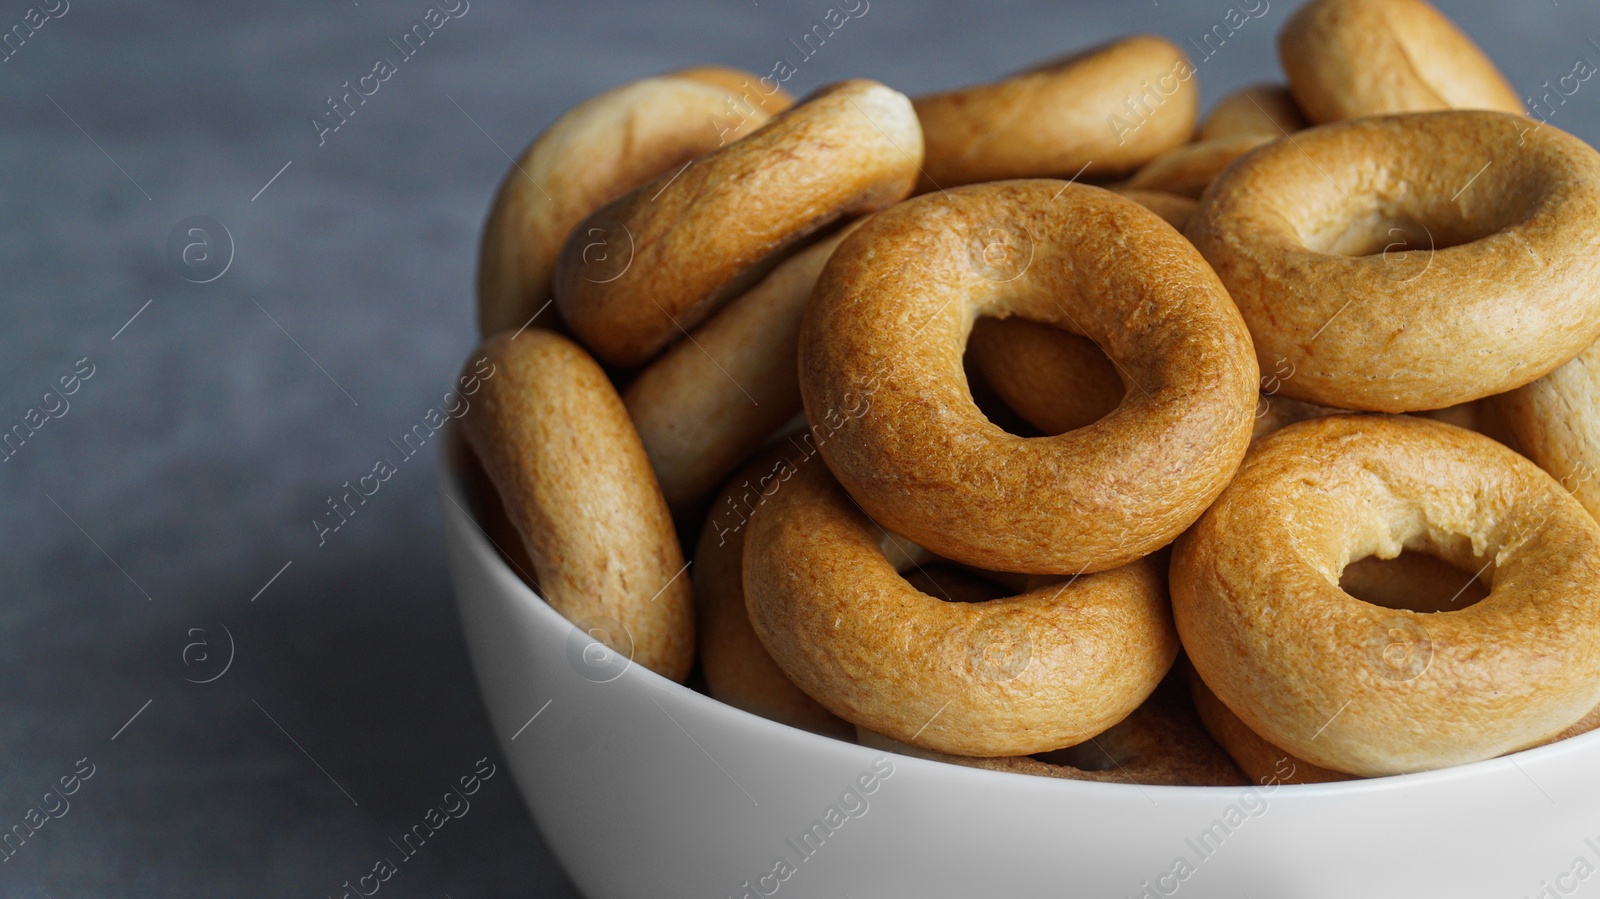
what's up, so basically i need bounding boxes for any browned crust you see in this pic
[1188,110,1600,412]
[1171,414,1600,775]
[799,180,1258,574]
[555,79,922,367]
[458,331,695,681]
[1122,134,1272,199]
[913,35,1198,191]
[1198,83,1309,141]
[1184,663,1355,784]
[625,223,861,517]
[858,672,1246,787]
[476,69,789,337]
[1494,340,1600,522]
[1278,0,1524,124]
[743,458,1179,757]
[1111,188,1199,232]
[967,318,1125,436]
[694,446,854,739]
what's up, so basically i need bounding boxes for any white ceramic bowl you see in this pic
[442,469,1600,898]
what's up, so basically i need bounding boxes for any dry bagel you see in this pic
[1184,546,1491,785]
[1188,110,1600,412]
[913,35,1197,191]
[857,673,1245,786]
[459,330,694,681]
[625,223,861,517]
[1110,188,1198,231]
[1185,665,1355,785]
[555,79,922,367]
[800,180,1258,574]
[694,444,942,736]
[1494,341,1600,521]
[450,428,539,592]
[694,447,854,739]
[476,69,789,337]
[1121,133,1272,199]
[743,458,1178,757]
[1278,0,1524,124]
[1171,415,1600,776]
[1198,83,1308,141]
[671,66,795,116]
[1189,626,1600,782]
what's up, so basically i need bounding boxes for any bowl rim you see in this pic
[440,463,1600,799]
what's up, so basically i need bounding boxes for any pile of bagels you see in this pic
[456,0,1600,786]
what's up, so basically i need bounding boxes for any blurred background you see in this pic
[0,0,1593,895]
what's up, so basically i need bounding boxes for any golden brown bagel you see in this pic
[625,223,860,517]
[1495,341,1600,521]
[857,674,1245,786]
[1111,188,1199,231]
[459,331,694,682]
[476,69,789,337]
[1190,635,1600,780]
[1171,415,1600,776]
[450,428,538,592]
[672,66,794,117]
[1121,133,1272,198]
[693,445,942,738]
[1278,0,1524,123]
[1185,665,1355,785]
[913,36,1197,191]
[1198,83,1308,141]
[800,181,1258,574]
[556,79,922,367]
[1188,111,1600,412]
[743,459,1179,757]
[694,448,853,739]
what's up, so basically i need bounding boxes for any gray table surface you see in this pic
[2,0,1594,895]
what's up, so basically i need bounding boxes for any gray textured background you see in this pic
[1,0,1595,895]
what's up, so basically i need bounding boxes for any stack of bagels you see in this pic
[458,0,1600,785]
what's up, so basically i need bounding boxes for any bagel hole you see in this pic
[965,365,1045,437]
[1308,208,1501,259]
[1339,550,1489,613]
[1319,214,1434,257]
[903,563,1013,604]
[964,317,1125,437]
